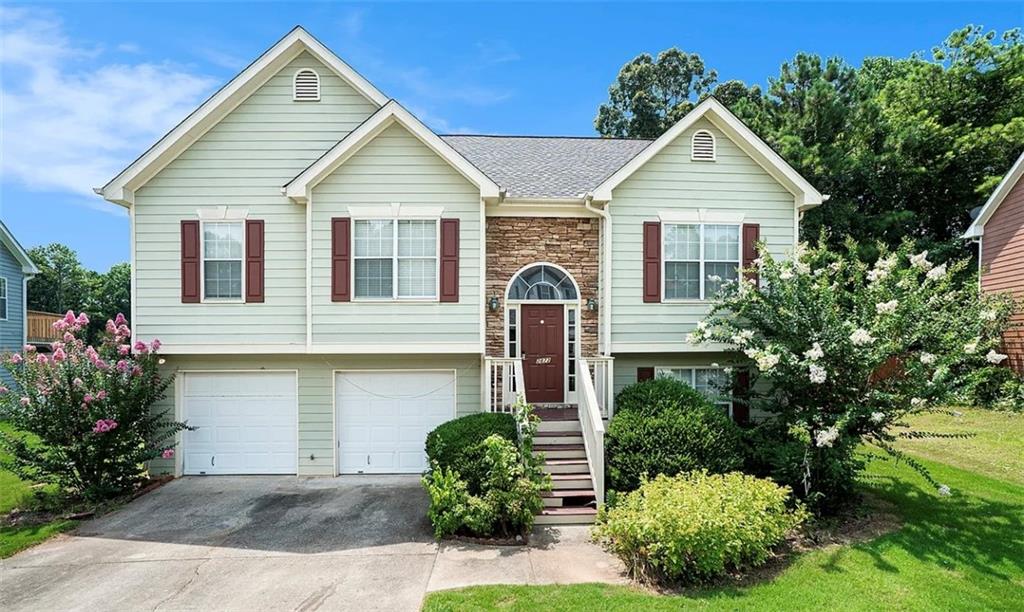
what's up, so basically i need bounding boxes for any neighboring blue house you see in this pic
[0,220,40,388]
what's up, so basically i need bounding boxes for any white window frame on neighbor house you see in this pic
[200,220,246,303]
[504,262,582,404]
[662,222,741,302]
[655,366,733,416]
[0,277,7,320]
[351,217,440,302]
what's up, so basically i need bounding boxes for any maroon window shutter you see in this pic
[637,367,655,382]
[742,223,761,286]
[439,218,459,302]
[733,370,751,424]
[180,220,200,303]
[245,219,265,303]
[331,217,351,302]
[642,222,661,303]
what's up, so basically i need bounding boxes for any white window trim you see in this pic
[654,365,733,416]
[293,68,321,102]
[0,277,7,320]
[691,129,717,161]
[200,220,246,303]
[350,217,441,302]
[662,222,741,303]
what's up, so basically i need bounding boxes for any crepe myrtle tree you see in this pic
[690,239,1013,512]
[0,311,186,501]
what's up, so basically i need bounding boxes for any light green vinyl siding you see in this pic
[609,119,797,350]
[310,123,482,347]
[133,52,379,347]
[149,353,482,476]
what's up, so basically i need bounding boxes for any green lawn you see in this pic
[424,410,1024,611]
[0,422,77,558]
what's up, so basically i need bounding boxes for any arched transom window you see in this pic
[507,264,578,300]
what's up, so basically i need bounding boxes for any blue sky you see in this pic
[1,1,1021,271]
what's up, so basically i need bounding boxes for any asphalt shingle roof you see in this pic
[441,135,652,199]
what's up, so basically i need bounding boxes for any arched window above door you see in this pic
[507,264,578,300]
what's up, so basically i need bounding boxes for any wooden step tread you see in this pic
[550,473,592,480]
[542,489,596,498]
[533,443,585,450]
[539,507,597,516]
[544,459,589,466]
[535,431,583,437]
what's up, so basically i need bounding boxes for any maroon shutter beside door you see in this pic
[642,222,661,303]
[742,223,761,286]
[733,370,751,424]
[245,220,265,303]
[181,220,200,303]
[637,367,655,382]
[439,218,459,302]
[331,217,351,302]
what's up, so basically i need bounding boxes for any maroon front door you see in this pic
[521,304,565,403]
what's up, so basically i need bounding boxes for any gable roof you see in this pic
[0,220,40,276]
[284,101,501,203]
[96,26,387,207]
[590,97,825,209]
[441,135,651,199]
[963,150,1024,239]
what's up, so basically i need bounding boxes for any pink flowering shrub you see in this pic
[0,311,186,500]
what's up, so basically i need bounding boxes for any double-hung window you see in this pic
[202,221,244,300]
[0,277,7,319]
[655,366,733,413]
[354,219,438,300]
[663,223,740,300]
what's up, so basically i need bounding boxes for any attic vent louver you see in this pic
[293,69,320,101]
[691,130,716,161]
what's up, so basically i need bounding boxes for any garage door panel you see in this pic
[337,371,456,474]
[183,372,297,475]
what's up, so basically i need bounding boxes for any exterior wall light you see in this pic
[488,296,501,312]
[587,298,598,311]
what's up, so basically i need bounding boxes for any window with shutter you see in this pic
[691,130,716,161]
[293,69,320,101]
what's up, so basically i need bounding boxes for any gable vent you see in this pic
[691,130,716,161]
[293,69,321,101]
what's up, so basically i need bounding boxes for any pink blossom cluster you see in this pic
[52,310,89,333]
[161,449,175,459]
[105,313,131,342]
[92,419,118,434]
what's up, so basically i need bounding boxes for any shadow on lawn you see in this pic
[841,474,1024,582]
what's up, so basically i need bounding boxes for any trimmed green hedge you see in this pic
[606,378,744,492]
[425,412,517,494]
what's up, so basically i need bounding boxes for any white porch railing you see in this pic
[577,358,606,508]
[483,357,526,413]
[586,356,615,419]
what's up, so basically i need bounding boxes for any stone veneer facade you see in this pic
[485,217,600,358]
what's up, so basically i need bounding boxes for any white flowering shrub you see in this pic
[691,240,1014,513]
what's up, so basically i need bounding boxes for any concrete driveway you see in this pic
[0,476,624,611]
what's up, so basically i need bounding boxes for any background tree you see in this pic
[594,26,1024,255]
[26,244,92,314]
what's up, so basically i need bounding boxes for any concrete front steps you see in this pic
[532,406,598,525]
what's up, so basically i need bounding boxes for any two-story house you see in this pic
[0,220,40,388]
[96,28,824,516]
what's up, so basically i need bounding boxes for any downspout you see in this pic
[584,193,611,356]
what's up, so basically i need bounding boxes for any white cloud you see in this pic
[0,7,216,199]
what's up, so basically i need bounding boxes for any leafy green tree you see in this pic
[26,244,92,314]
[595,48,717,138]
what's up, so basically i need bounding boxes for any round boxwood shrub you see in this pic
[425,412,517,494]
[606,378,744,492]
[594,471,807,585]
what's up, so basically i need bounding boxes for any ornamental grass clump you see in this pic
[691,239,1014,513]
[594,471,806,585]
[0,311,186,501]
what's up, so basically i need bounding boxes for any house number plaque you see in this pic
[535,357,552,365]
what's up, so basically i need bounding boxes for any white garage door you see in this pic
[182,372,297,475]
[336,371,456,474]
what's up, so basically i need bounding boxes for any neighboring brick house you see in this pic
[964,150,1024,373]
[95,27,825,522]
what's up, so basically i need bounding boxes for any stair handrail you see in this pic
[576,358,605,508]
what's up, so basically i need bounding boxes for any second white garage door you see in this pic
[336,371,456,474]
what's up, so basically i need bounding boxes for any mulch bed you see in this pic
[448,532,530,546]
[3,475,175,530]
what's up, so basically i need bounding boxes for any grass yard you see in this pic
[0,422,78,558]
[424,408,1024,611]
